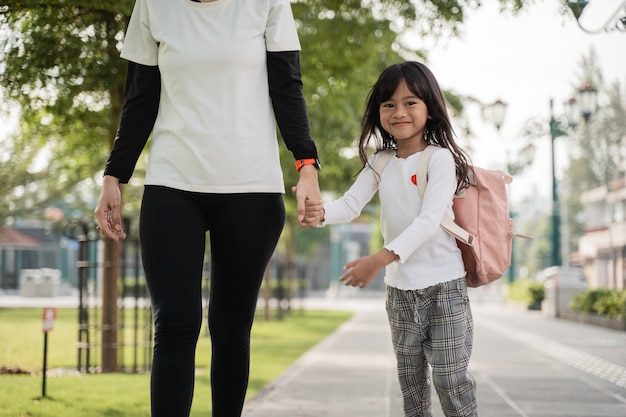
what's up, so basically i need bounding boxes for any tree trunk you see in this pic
[101,239,119,372]
[100,11,126,372]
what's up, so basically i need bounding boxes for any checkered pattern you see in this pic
[386,279,477,417]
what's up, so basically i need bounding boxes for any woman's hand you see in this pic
[94,175,127,241]
[293,164,322,226]
[292,193,324,227]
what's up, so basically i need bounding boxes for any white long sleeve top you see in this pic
[323,148,466,290]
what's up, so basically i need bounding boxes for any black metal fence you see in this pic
[62,218,316,373]
[65,219,153,374]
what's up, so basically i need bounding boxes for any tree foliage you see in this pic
[563,49,626,256]
[0,2,129,223]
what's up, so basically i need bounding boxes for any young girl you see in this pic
[304,61,477,416]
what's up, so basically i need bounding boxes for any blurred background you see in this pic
[0,0,624,343]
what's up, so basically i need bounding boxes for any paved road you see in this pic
[242,287,626,417]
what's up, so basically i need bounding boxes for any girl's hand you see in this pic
[339,249,399,288]
[94,175,127,241]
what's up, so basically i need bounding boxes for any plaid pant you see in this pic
[386,278,477,417]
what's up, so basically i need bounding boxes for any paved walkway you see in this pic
[244,297,404,417]
[243,286,626,417]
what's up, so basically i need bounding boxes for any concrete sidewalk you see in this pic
[243,298,404,417]
[243,289,626,417]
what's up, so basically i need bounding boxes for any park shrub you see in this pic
[507,279,545,310]
[570,289,626,319]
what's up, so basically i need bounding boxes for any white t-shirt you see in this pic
[121,0,301,193]
[323,148,466,290]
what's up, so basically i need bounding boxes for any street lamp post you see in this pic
[547,83,597,267]
[549,99,565,267]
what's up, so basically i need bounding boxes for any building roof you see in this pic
[0,227,40,249]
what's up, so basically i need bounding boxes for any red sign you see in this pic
[43,308,57,333]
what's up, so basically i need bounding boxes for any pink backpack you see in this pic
[373,145,526,287]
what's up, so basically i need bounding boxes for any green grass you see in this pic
[0,307,353,417]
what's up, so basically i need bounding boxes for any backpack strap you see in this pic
[371,150,395,185]
[441,213,476,246]
[415,145,476,247]
[415,145,437,197]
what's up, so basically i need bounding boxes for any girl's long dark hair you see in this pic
[358,61,471,193]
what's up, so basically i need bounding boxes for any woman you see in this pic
[94,1,321,416]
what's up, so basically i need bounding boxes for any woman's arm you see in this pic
[104,61,161,183]
[266,50,317,161]
[267,51,322,225]
[95,61,160,240]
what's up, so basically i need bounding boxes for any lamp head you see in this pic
[563,96,579,129]
[578,82,598,122]
[490,99,507,131]
[566,0,589,19]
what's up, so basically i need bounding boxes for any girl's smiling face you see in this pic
[379,80,429,154]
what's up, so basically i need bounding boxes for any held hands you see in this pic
[291,192,323,227]
[339,249,399,289]
[292,164,323,227]
[94,175,127,241]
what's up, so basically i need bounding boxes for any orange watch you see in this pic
[295,158,321,172]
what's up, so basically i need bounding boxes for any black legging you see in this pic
[140,186,285,417]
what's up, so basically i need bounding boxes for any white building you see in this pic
[577,176,626,289]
